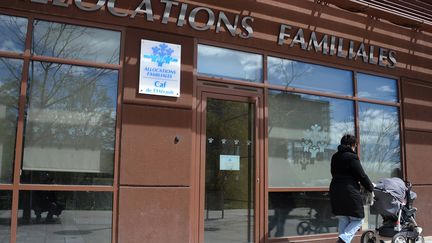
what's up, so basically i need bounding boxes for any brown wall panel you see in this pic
[402,80,432,132]
[405,130,432,184]
[123,27,194,109]
[120,104,192,186]
[410,186,432,236]
[118,187,190,243]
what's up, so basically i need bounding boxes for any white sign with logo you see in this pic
[220,155,240,171]
[139,39,181,97]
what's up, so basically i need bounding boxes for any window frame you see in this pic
[0,9,124,243]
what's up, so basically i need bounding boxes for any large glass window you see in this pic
[17,191,112,243]
[21,62,118,185]
[32,20,120,64]
[0,14,28,53]
[0,14,121,243]
[268,57,353,96]
[357,73,398,102]
[0,58,23,184]
[0,191,12,243]
[266,56,401,238]
[198,44,263,82]
[268,91,355,187]
[359,102,401,181]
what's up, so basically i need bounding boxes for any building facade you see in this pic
[0,0,431,242]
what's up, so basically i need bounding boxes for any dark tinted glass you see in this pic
[17,191,112,243]
[268,90,354,187]
[0,58,23,184]
[198,44,263,82]
[359,102,401,182]
[21,62,118,185]
[32,20,120,64]
[0,14,28,53]
[268,56,353,96]
[268,192,337,237]
[357,73,398,102]
[0,191,12,243]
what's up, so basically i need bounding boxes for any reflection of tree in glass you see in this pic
[32,20,119,64]
[18,21,120,185]
[26,62,116,155]
[20,61,117,186]
[0,58,21,119]
[359,106,400,179]
[268,59,308,134]
[0,15,27,52]
[271,59,308,88]
[0,58,22,182]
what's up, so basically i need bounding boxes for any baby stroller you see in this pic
[361,178,423,243]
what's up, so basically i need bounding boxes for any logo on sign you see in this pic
[143,43,178,67]
[139,40,181,97]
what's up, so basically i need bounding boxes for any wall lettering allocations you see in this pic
[30,0,254,39]
[29,0,397,68]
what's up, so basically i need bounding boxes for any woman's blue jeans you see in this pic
[336,215,364,243]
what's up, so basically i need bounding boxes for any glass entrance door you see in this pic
[202,96,256,243]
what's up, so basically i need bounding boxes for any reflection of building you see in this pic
[1,1,432,243]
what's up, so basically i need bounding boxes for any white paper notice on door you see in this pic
[219,155,240,171]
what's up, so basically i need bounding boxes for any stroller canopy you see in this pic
[371,178,408,217]
[375,177,407,203]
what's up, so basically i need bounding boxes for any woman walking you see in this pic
[330,134,374,243]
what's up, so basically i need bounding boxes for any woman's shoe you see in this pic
[336,237,345,243]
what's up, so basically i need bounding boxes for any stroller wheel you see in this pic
[392,233,408,243]
[361,230,376,243]
[296,221,310,235]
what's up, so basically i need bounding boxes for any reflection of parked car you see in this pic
[296,205,338,235]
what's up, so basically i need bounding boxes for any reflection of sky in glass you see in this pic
[32,20,120,64]
[268,91,354,187]
[268,56,353,96]
[357,73,398,102]
[28,62,118,108]
[359,102,401,181]
[0,14,28,53]
[198,44,263,82]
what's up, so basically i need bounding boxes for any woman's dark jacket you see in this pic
[330,145,374,218]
